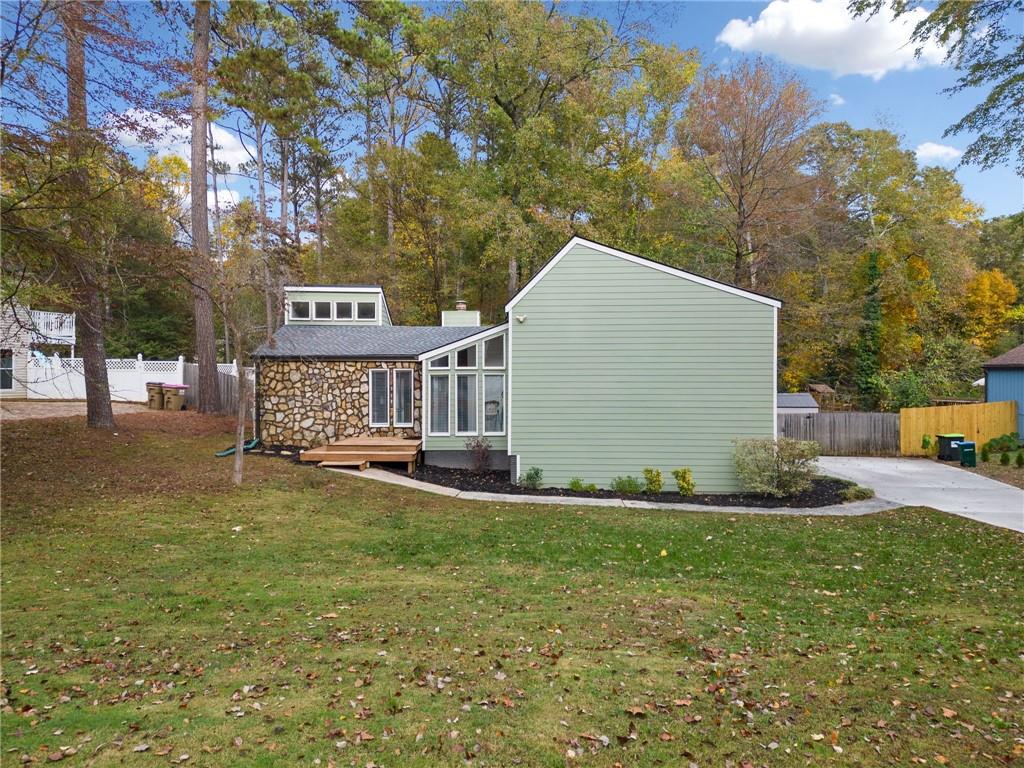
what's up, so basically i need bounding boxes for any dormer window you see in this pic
[357,301,376,320]
[314,301,332,320]
[290,300,310,320]
[335,301,353,320]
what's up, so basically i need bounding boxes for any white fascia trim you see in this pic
[772,305,779,439]
[416,323,510,362]
[504,237,782,312]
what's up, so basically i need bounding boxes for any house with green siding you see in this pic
[254,237,780,492]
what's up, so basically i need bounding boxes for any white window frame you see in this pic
[455,343,477,370]
[335,301,354,320]
[393,368,414,428]
[369,368,390,427]
[356,300,377,321]
[427,373,450,436]
[482,335,505,369]
[428,353,450,369]
[482,373,505,436]
[455,372,478,436]
[289,300,310,321]
[313,300,332,320]
[0,349,13,391]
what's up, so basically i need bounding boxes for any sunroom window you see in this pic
[483,373,504,434]
[429,374,449,434]
[456,373,477,434]
[429,354,449,369]
[483,336,504,368]
[290,300,310,320]
[456,344,476,368]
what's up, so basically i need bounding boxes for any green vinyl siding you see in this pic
[423,333,508,452]
[509,243,775,492]
[284,289,390,326]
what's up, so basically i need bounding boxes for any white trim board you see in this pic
[417,323,509,362]
[504,237,782,312]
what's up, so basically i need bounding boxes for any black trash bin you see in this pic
[937,433,965,461]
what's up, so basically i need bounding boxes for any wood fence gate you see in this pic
[778,412,901,456]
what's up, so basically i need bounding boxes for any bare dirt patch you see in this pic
[1,400,148,421]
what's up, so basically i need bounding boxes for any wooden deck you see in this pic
[299,436,422,474]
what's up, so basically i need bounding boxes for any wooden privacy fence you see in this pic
[900,400,1018,456]
[778,412,901,456]
[183,362,254,415]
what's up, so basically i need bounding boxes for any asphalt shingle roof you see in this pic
[253,324,487,359]
[984,343,1024,369]
[777,392,819,409]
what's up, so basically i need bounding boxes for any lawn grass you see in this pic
[2,413,1022,766]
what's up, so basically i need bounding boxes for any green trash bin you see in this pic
[959,441,976,468]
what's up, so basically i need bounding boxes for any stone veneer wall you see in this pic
[257,359,421,447]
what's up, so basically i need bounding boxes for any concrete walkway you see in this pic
[819,456,1024,532]
[324,466,899,517]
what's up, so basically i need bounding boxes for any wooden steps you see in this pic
[301,436,421,474]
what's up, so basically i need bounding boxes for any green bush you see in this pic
[733,438,820,498]
[610,475,644,494]
[980,445,991,462]
[671,467,695,496]
[519,466,544,490]
[642,468,663,494]
[841,484,875,501]
[983,432,1021,454]
[1000,451,1011,466]
[568,477,586,492]
[1017,451,1024,468]
[921,434,932,451]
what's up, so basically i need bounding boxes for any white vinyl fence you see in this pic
[26,354,185,402]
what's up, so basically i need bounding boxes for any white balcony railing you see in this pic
[30,310,76,345]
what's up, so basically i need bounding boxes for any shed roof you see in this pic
[777,392,819,409]
[983,343,1024,369]
[253,324,486,360]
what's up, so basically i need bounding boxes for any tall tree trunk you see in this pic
[278,137,288,322]
[232,332,247,486]
[208,121,229,362]
[61,1,115,430]
[190,0,219,413]
[313,168,324,280]
[255,120,275,343]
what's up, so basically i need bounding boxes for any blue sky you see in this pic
[615,0,1022,218]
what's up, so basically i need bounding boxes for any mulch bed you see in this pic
[398,465,856,508]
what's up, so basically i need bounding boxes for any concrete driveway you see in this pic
[819,456,1024,532]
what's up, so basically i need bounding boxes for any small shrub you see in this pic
[980,445,991,462]
[464,436,492,474]
[841,484,874,502]
[671,467,695,496]
[642,467,663,494]
[610,475,644,494]
[1017,451,1024,468]
[733,438,820,498]
[568,477,598,493]
[519,466,544,490]
[983,432,1021,454]
[999,451,1011,466]
[921,434,932,451]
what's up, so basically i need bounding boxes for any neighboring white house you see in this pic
[777,392,820,415]
[1,299,77,400]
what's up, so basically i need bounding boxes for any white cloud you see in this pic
[915,141,962,166]
[716,0,947,80]
[207,188,240,210]
[109,108,253,172]
[828,93,846,106]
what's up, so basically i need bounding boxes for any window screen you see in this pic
[429,374,449,434]
[370,369,389,426]
[394,369,414,427]
[483,336,504,367]
[314,301,332,319]
[483,374,504,433]
[357,301,376,320]
[456,373,477,434]
[335,301,353,319]
[290,301,310,319]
